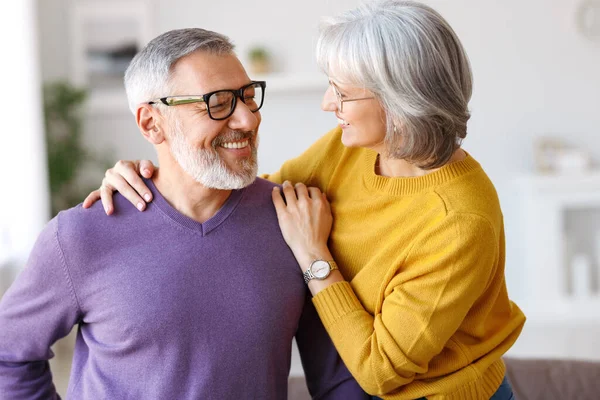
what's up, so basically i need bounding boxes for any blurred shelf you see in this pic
[85,88,130,115]
[252,73,327,93]
[520,297,600,324]
[516,171,600,193]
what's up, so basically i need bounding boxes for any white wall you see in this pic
[0,1,49,267]
[152,0,363,73]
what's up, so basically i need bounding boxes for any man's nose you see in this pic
[228,98,259,131]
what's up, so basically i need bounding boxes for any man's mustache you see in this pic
[212,130,256,148]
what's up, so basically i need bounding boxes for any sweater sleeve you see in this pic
[295,291,369,400]
[260,127,342,189]
[0,216,81,399]
[311,213,498,396]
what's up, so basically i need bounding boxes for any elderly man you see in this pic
[0,28,366,399]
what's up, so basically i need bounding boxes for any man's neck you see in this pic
[153,167,232,224]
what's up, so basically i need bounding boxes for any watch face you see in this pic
[311,260,331,279]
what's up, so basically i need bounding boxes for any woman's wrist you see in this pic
[294,246,333,272]
[294,247,345,296]
[307,270,344,296]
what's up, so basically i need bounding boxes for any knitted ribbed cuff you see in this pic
[312,281,364,328]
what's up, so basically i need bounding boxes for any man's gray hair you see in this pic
[124,28,235,115]
[317,0,473,169]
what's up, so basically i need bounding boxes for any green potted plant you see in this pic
[247,46,271,74]
[43,81,112,216]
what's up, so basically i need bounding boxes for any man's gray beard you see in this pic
[168,118,258,190]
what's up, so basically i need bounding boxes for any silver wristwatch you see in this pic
[303,260,338,284]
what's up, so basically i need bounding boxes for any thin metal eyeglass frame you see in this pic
[147,80,267,121]
[328,80,374,113]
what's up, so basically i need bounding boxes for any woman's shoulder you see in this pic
[433,155,503,226]
[307,126,347,160]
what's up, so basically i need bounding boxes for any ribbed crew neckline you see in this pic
[362,150,481,196]
[146,178,245,236]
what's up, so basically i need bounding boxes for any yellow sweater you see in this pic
[264,127,526,400]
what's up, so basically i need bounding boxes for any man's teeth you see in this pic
[337,118,349,125]
[221,140,249,149]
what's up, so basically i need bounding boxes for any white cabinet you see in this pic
[517,172,600,323]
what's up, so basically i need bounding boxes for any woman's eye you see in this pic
[334,89,347,98]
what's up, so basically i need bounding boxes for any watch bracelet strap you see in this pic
[303,269,314,284]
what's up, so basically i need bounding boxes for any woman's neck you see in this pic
[377,148,466,177]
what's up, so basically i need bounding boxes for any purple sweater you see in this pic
[0,178,367,400]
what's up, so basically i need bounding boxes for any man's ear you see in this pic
[137,104,166,145]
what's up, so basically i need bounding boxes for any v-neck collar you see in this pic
[146,178,245,236]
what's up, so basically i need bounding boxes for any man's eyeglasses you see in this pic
[329,80,374,113]
[148,81,266,121]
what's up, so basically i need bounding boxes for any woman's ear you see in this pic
[137,104,166,145]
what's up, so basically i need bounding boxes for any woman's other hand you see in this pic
[271,181,333,270]
[82,160,156,215]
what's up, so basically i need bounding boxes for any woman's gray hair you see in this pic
[317,0,472,169]
[124,28,235,115]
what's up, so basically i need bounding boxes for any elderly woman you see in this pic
[83,1,525,399]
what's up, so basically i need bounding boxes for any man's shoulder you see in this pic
[54,194,144,242]
[242,177,279,200]
[27,203,105,265]
[251,176,280,190]
[235,178,280,218]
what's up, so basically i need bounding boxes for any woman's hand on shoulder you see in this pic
[271,181,333,269]
[82,160,156,215]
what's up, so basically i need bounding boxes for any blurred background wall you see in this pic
[0,0,49,291]
[2,0,600,395]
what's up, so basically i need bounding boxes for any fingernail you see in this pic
[144,194,151,202]
[143,169,151,175]
[283,181,290,186]
[137,202,144,211]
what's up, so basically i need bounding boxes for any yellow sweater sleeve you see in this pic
[312,212,499,396]
[260,127,341,189]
